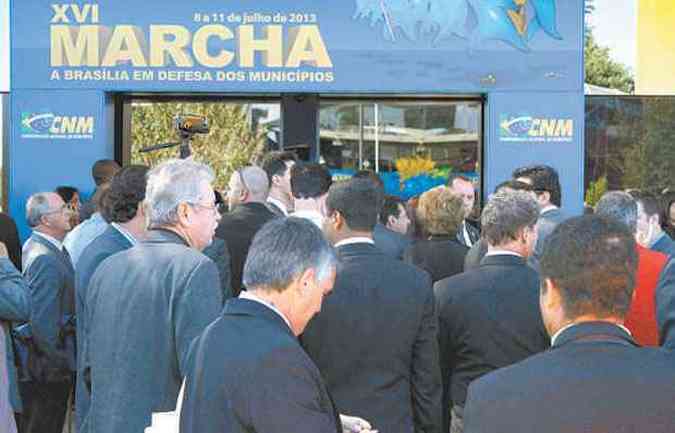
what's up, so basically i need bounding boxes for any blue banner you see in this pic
[12,0,583,93]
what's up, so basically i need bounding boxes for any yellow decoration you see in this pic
[395,156,436,182]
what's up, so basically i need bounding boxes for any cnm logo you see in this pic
[51,116,95,134]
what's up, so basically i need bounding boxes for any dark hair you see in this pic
[494,179,535,194]
[380,195,405,225]
[629,191,661,218]
[327,178,379,232]
[55,186,79,203]
[595,191,637,234]
[92,159,121,186]
[540,215,637,320]
[662,191,675,236]
[481,190,539,246]
[101,165,149,223]
[261,151,297,187]
[290,163,332,199]
[352,170,384,212]
[447,173,473,187]
[512,164,562,207]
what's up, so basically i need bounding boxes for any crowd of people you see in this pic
[0,152,673,433]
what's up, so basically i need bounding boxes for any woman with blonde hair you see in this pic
[403,187,469,283]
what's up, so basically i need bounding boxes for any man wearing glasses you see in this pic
[81,159,223,433]
[20,192,76,433]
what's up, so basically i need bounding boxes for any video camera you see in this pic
[139,114,210,159]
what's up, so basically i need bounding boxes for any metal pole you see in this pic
[375,103,380,173]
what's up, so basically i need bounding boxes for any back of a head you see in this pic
[55,186,79,203]
[26,192,52,228]
[145,159,215,227]
[494,179,535,195]
[540,215,638,320]
[101,165,149,224]
[417,187,464,236]
[261,151,297,187]
[380,195,404,225]
[630,190,661,219]
[352,170,385,211]
[240,166,270,201]
[512,164,561,207]
[92,159,122,187]
[480,190,539,246]
[290,163,332,199]
[327,178,380,232]
[243,217,336,292]
[595,191,637,234]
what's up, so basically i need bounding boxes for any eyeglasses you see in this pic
[44,204,71,215]
[189,202,219,216]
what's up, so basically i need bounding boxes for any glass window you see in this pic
[129,100,280,191]
[585,96,675,206]
[319,100,482,201]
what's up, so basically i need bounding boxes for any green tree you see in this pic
[585,33,635,93]
[131,102,266,190]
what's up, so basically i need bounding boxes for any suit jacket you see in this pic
[0,213,22,271]
[657,259,675,346]
[404,235,469,283]
[180,298,342,433]
[463,239,487,272]
[215,202,277,296]
[265,200,287,217]
[434,254,549,431]
[0,258,30,412]
[22,233,76,380]
[74,225,133,431]
[624,245,668,346]
[202,237,233,302]
[652,233,675,257]
[302,242,443,433]
[455,221,480,248]
[82,229,222,433]
[463,322,675,433]
[532,207,566,260]
[372,223,412,260]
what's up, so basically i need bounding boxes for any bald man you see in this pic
[216,166,277,296]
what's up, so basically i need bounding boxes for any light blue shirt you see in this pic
[63,212,109,268]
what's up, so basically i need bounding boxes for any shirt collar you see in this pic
[335,237,375,248]
[111,222,138,246]
[267,197,289,216]
[541,205,558,215]
[649,231,667,248]
[484,249,523,258]
[550,322,632,346]
[33,231,64,251]
[291,210,324,227]
[239,291,292,329]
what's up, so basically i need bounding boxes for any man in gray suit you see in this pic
[82,159,223,433]
[514,164,566,261]
[20,192,76,433]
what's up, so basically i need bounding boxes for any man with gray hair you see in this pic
[181,218,375,433]
[435,190,549,433]
[216,166,276,296]
[595,191,668,347]
[82,159,223,433]
[19,191,75,433]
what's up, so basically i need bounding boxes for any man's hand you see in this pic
[340,414,378,433]
[0,242,8,258]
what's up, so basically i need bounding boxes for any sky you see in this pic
[588,0,637,72]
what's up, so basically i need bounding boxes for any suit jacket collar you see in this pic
[479,254,527,268]
[102,225,134,248]
[32,231,63,252]
[233,201,275,216]
[223,298,295,339]
[145,228,190,247]
[552,321,637,349]
[28,233,73,270]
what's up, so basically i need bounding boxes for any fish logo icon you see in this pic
[21,113,56,134]
[500,116,534,137]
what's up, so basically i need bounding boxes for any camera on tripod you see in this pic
[139,114,210,159]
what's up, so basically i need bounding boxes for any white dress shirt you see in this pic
[267,197,289,216]
[334,237,375,248]
[290,210,324,229]
[239,291,292,330]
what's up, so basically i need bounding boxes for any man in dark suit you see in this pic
[657,259,675,345]
[302,178,443,433]
[513,164,565,261]
[20,192,76,433]
[632,191,675,257]
[448,174,480,248]
[216,166,276,296]
[435,190,549,433]
[182,218,375,433]
[261,151,297,217]
[82,160,223,433]
[73,165,149,431]
[464,215,675,433]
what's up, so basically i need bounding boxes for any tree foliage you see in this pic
[131,102,266,190]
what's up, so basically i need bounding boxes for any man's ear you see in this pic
[386,215,396,228]
[298,268,316,295]
[176,202,191,226]
[541,278,562,311]
[538,191,551,205]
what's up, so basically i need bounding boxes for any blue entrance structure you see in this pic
[8,0,584,238]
